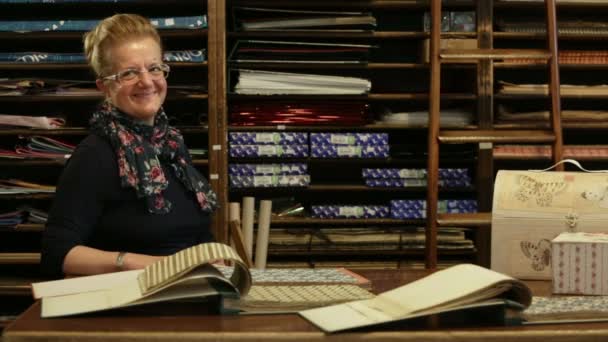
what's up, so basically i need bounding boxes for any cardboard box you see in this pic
[552,232,608,295]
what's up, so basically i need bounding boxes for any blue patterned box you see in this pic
[230,175,310,188]
[310,133,388,146]
[311,144,389,158]
[228,163,308,175]
[229,145,309,158]
[390,199,477,219]
[361,168,469,179]
[229,132,308,145]
[365,178,472,188]
[310,205,390,219]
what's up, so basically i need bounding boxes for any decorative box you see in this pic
[390,199,477,219]
[365,178,471,188]
[310,205,390,219]
[361,168,469,180]
[228,132,308,145]
[230,175,310,188]
[229,145,309,158]
[552,232,608,295]
[309,133,388,146]
[310,144,389,158]
[228,163,308,175]
[492,170,608,280]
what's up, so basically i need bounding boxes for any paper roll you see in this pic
[254,200,272,269]
[229,202,240,223]
[241,197,255,260]
[229,202,240,249]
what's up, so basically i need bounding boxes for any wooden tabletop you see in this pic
[4,269,608,342]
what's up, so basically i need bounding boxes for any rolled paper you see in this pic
[242,196,255,261]
[229,202,240,222]
[229,202,240,248]
[254,200,272,269]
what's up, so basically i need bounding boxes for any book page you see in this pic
[379,264,515,314]
[41,278,143,318]
[32,269,142,299]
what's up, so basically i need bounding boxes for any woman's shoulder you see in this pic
[74,134,115,159]
[66,134,117,171]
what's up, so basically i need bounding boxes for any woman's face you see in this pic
[96,37,167,125]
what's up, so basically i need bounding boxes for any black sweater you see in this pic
[41,134,213,277]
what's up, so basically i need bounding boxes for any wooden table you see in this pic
[5,269,608,342]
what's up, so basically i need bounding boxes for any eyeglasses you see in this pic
[102,63,170,85]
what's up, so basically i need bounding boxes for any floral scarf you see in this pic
[89,102,218,214]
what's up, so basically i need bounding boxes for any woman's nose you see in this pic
[136,71,155,85]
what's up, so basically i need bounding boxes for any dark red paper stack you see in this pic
[230,102,371,126]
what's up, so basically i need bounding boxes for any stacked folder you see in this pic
[0,136,74,159]
[233,69,371,95]
[230,102,370,126]
[233,7,377,31]
[229,40,375,64]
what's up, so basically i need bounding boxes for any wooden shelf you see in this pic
[495,122,608,130]
[229,62,476,70]
[268,249,477,257]
[230,184,473,193]
[267,217,425,225]
[496,0,608,9]
[0,93,207,102]
[494,32,608,40]
[232,0,474,9]
[0,128,88,136]
[0,277,38,296]
[495,62,608,69]
[230,31,476,39]
[0,194,53,200]
[1,224,44,232]
[438,129,556,143]
[230,93,476,101]
[0,61,207,71]
[228,123,478,131]
[0,29,207,40]
[441,48,551,60]
[437,213,491,227]
[0,253,40,265]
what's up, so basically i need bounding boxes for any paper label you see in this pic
[257,145,277,155]
[253,176,274,187]
[339,206,363,217]
[255,133,276,144]
[330,134,352,145]
[337,146,359,156]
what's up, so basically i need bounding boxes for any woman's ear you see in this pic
[96,79,108,93]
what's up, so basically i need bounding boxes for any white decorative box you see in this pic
[552,232,608,295]
[492,170,608,280]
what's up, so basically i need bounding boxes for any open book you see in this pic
[299,264,532,333]
[32,242,374,318]
[32,243,251,318]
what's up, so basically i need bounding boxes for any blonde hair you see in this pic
[83,14,162,78]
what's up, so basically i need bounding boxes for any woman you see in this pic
[41,14,217,277]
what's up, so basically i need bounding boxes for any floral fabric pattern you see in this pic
[90,102,218,214]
